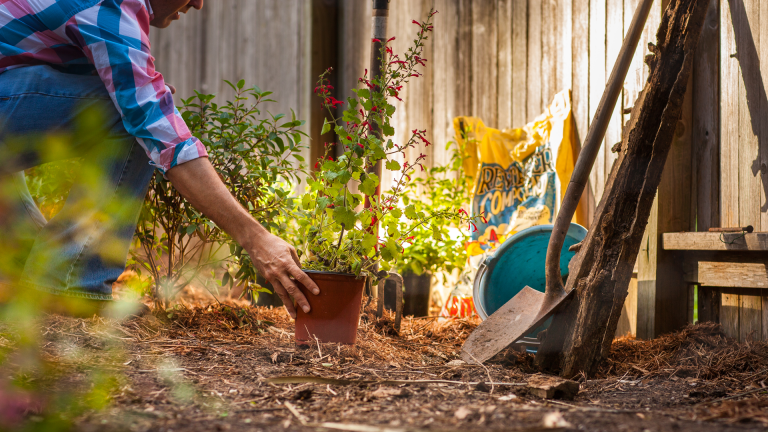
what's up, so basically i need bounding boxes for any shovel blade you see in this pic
[461,286,548,364]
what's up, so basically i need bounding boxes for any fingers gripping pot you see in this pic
[294,271,367,345]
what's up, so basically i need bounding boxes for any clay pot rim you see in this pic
[302,269,366,279]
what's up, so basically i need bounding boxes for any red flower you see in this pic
[412,20,421,26]
[372,38,382,43]
[357,143,364,149]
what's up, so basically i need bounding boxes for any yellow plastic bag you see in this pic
[456,90,587,257]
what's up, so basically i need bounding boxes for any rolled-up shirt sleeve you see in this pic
[70,0,207,174]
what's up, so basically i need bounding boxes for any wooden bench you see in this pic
[663,232,768,342]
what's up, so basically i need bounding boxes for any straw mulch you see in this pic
[119,298,483,370]
[602,322,768,384]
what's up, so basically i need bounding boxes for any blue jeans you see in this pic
[0,65,155,300]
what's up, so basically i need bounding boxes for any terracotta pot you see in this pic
[295,270,367,345]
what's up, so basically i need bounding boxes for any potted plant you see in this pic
[383,143,477,317]
[293,10,478,344]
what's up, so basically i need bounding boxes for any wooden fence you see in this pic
[151,0,768,341]
[149,0,312,165]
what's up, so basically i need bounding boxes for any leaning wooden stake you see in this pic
[535,0,710,378]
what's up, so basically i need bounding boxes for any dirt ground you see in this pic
[2,295,768,432]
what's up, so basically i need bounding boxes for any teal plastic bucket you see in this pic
[473,223,587,322]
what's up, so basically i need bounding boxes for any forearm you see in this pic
[165,157,264,249]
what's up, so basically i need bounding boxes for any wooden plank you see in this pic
[763,294,768,340]
[663,232,768,251]
[572,0,593,219]
[402,1,434,172]
[740,291,763,341]
[721,0,739,227]
[431,0,461,167]
[637,196,659,339]
[511,0,529,127]
[310,0,341,167]
[737,0,761,229]
[497,0,513,129]
[589,0,607,205]
[698,286,721,324]
[556,0,573,96]
[615,275,638,337]
[471,0,498,124]
[692,0,721,232]
[527,0,542,120]
[572,0,590,142]
[761,0,768,232]
[541,0,557,107]
[721,289,740,340]
[605,0,624,180]
[685,261,768,289]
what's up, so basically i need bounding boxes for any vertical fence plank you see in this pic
[589,0,606,205]
[693,0,721,231]
[740,291,763,341]
[572,0,593,220]
[556,0,573,96]
[541,0,556,107]
[762,0,768,231]
[310,0,341,167]
[722,289,740,340]
[471,0,499,124]
[605,0,623,179]
[763,293,768,340]
[497,0,513,129]
[737,0,761,228]
[432,0,461,166]
[722,0,740,227]
[527,0,542,120]
[511,0,529,127]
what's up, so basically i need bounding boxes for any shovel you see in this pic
[461,0,655,365]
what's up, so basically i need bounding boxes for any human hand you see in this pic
[246,231,319,319]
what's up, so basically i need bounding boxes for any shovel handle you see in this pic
[545,0,655,297]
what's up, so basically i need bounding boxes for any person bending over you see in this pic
[0,0,318,317]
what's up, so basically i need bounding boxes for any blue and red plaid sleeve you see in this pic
[0,0,207,174]
[71,0,207,173]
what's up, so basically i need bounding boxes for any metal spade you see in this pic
[461,0,655,365]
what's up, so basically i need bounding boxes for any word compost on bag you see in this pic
[456,90,586,257]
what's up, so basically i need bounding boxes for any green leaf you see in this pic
[359,173,380,196]
[321,118,332,135]
[405,205,418,220]
[332,206,356,228]
[382,124,395,137]
[385,160,401,171]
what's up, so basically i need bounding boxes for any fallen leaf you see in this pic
[370,387,407,399]
[454,406,472,420]
[497,394,518,401]
[270,352,279,363]
[542,411,572,429]
[446,359,466,367]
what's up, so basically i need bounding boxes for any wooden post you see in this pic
[534,0,711,378]
[310,0,341,167]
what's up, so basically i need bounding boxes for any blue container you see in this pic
[473,223,588,321]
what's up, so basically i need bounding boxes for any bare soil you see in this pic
[2,297,767,432]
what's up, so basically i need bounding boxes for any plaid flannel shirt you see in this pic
[0,0,207,173]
